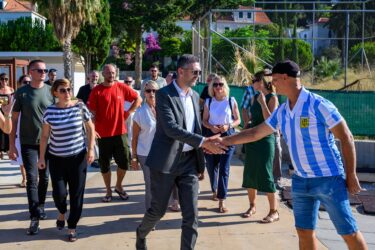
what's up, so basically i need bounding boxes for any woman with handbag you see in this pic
[37,79,95,242]
[202,75,241,213]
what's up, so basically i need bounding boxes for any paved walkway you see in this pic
[0,153,346,250]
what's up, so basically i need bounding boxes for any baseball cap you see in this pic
[272,60,300,78]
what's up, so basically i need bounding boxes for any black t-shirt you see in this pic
[76,84,92,104]
[200,86,209,100]
[44,80,52,86]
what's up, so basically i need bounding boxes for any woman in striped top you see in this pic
[37,79,95,242]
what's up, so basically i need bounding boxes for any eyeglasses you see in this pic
[183,69,201,76]
[58,88,72,94]
[150,70,157,72]
[0,78,8,81]
[213,83,224,88]
[124,80,132,84]
[145,89,157,94]
[22,81,31,84]
[31,69,48,74]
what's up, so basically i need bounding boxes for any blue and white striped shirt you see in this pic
[240,85,257,110]
[43,103,91,157]
[265,87,344,178]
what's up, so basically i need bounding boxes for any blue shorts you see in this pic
[292,174,358,235]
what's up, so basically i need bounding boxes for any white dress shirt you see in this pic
[173,81,195,152]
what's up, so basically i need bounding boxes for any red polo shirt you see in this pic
[87,81,138,138]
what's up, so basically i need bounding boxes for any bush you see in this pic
[320,46,341,60]
[315,57,342,80]
[350,41,375,66]
[0,17,60,51]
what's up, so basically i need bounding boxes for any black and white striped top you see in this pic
[43,103,91,157]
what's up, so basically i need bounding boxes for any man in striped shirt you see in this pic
[220,61,367,250]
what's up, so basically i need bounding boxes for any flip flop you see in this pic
[102,195,112,202]
[114,189,129,200]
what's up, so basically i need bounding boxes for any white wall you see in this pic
[0,12,45,25]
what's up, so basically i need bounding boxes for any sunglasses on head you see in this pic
[213,82,224,88]
[32,69,49,74]
[145,89,157,94]
[252,78,261,84]
[58,88,72,94]
[0,78,8,81]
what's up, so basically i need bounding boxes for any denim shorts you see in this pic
[292,174,358,235]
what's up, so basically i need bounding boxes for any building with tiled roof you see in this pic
[0,0,46,25]
[177,6,272,33]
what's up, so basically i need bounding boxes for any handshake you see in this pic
[201,134,230,154]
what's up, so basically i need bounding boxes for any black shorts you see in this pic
[97,134,129,173]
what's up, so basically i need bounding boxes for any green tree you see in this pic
[109,0,193,88]
[0,17,60,51]
[72,0,112,76]
[283,39,312,70]
[212,26,274,73]
[292,16,299,65]
[35,0,101,82]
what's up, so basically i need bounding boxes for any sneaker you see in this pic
[27,218,40,235]
[39,206,47,220]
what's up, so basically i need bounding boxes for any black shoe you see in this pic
[27,218,40,235]
[91,160,100,168]
[136,228,147,250]
[56,219,65,230]
[39,207,47,220]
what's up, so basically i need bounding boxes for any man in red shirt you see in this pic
[88,64,142,202]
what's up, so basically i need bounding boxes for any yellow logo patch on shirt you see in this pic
[300,117,309,128]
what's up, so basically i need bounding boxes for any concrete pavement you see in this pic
[0,153,328,250]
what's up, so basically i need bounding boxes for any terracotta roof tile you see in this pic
[3,0,34,12]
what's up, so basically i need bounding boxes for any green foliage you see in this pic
[350,41,375,66]
[282,39,313,70]
[315,57,342,80]
[188,0,254,22]
[212,26,274,73]
[0,17,60,51]
[180,31,192,54]
[72,0,111,71]
[320,46,341,61]
[159,37,182,57]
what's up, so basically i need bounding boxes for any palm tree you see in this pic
[35,0,101,82]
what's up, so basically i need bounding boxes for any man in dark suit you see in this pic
[136,55,226,250]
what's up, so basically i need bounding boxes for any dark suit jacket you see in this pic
[146,82,205,174]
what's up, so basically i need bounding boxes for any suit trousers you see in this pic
[137,151,199,250]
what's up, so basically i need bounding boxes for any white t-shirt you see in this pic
[133,103,156,156]
[205,97,235,126]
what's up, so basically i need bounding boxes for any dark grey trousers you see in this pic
[137,151,199,250]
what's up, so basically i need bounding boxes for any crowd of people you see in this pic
[0,54,368,250]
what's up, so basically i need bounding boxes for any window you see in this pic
[247,12,252,19]
[239,12,243,18]
[225,27,230,31]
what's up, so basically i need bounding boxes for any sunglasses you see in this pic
[32,69,49,74]
[0,78,8,81]
[145,89,157,94]
[58,88,72,94]
[22,81,31,84]
[150,70,158,72]
[183,69,201,76]
[124,80,132,83]
[213,83,224,88]
[252,78,261,84]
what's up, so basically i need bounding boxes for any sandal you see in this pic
[242,204,256,218]
[102,194,112,202]
[168,200,180,212]
[219,201,229,213]
[68,231,77,242]
[56,219,65,230]
[261,210,280,223]
[212,192,219,201]
[19,181,26,188]
[114,189,129,200]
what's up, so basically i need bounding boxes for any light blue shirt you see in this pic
[265,87,344,178]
